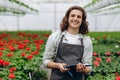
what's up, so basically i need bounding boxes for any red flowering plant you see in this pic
[115,72,120,80]
[88,34,120,80]
[0,31,50,80]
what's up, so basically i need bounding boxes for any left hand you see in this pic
[76,63,86,72]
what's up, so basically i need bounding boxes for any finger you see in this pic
[64,67,70,71]
[60,67,69,73]
[76,63,85,72]
[83,65,86,69]
[77,63,82,69]
[62,63,67,66]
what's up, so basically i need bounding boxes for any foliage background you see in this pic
[87,32,120,80]
[0,31,51,80]
[0,31,120,80]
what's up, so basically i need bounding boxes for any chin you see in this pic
[72,25,80,28]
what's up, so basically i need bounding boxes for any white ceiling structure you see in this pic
[19,0,92,8]
[0,0,120,31]
[33,0,82,3]
[20,0,90,3]
[19,0,120,15]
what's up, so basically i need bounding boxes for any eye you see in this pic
[77,15,82,18]
[70,14,75,17]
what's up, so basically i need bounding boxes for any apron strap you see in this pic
[80,38,83,46]
[60,35,64,43]
[53,35,64,60]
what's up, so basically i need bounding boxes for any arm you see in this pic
[42,31,69,72]
[76,37,93,73]
[82,37,93,73]
[47,62,69,73]
[42,33,57,68]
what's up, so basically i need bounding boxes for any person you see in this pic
[43,5,93,80]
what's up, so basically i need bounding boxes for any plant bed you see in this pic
[87,32,120,80]
[0,31,51,80]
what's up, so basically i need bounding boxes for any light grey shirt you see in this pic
[43,30,93,72]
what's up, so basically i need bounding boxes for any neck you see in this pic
[67,27,79,35]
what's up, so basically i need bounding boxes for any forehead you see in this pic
[69,9,82,15]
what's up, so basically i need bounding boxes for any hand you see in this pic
[58,63,70,73]
[76,63,86,72]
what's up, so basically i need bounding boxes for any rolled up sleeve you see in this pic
[42,34,56,68]
[82,37,93,73]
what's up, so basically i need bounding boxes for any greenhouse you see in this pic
[0,0,120,80]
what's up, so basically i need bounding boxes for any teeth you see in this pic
[71,20,79,25]
[72,20,78,24]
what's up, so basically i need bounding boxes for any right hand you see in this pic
[58,63,70,73]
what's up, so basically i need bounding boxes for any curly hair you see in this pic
[60,6,89,34]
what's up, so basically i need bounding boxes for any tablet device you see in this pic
[64,64,91,69]
[64,64,76,70]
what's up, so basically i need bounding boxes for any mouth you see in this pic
[71,20,79,25]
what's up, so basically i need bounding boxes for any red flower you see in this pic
[117,52,120,55]
[21,52,26,57]
[9,67,16,73]
[0,42,4,46]
[18,32,22,36]
[0,52,2,57]
[17,41,23,45]
[43,34,50,38]
[26,34,32,37]
[34,40,39,43]
[93,52,98,57]
[26,47,31,51]
[103,35,107,39]
[0,36,2,40]
[21,33,26,37]
[8,46,15,51]
[38,40,44,45]
[0,59,4,65]
[31,51,38,55]
[95,57,101,62]
[23,40,29,43]
[32,34,38,38]
[18,45,24,49]
[36,44,40,50]
[26,55,33,60]
[3,40,6,43]
[8,73,16,79]
[116,76,120,80]
[93,61,100,67]
[2,61,10,67]
[0,48,4,51]
[6,53,13,57]
[0,78,2,80]
[105,51,111,56]
[106,57,111,63]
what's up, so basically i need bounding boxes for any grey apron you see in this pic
[50,35,84,80]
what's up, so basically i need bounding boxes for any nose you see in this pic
[74,16,78,20]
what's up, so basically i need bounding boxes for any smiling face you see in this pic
[68,9,83,30]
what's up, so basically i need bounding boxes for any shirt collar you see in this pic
[61,30,84,39]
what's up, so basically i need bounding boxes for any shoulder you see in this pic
[84,35,92,42]
[47,30,62,46]
[49,30,62,39]
[83,35,92,46]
